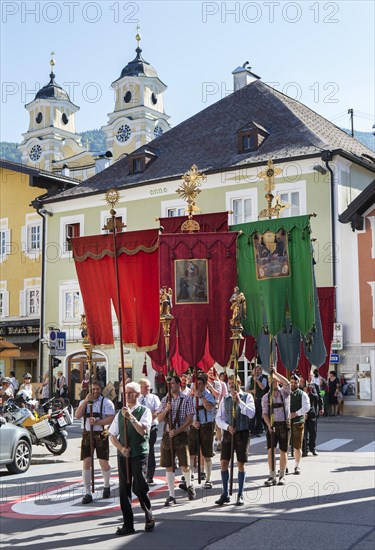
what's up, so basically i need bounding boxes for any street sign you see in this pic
[331,322,343,351]
[50,330,66,356]
[330,353,340,364]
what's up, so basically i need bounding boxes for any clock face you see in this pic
[154,125,163,138]
[29,144,42,161]
[151,92,157,105]
[116,124,131,143]
[36,112,43,124]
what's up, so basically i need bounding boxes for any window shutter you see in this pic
[19,290,26,316]
[21,226,28,253]
[1,290,9,317]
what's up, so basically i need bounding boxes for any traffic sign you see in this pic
[50,330,66,356]
[330,353,340,364]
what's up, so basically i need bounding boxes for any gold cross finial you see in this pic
[50,51,55,70]
[135,23,141,45]
[176,165,206,231]
[258,159,289,219]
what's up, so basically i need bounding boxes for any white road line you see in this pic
[316,438,352,451]
[354,441,375,453]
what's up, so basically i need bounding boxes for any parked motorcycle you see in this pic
[3,396,72,455]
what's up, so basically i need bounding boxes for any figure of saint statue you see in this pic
[160,287,173,316]
[230,287,246,327]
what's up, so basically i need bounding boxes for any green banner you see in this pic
[231,215,315,338]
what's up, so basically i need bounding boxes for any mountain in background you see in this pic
[1,128,374,164]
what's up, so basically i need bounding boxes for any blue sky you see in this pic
[1,0,374,143]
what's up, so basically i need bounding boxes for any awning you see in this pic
[4,335,39,346]
[0,338,21,357]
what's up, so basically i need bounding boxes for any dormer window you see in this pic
[237,121,269,154]
[128,148,158,175]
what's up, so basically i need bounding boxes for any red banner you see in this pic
[71,229,160,351]
[149,232,238,371]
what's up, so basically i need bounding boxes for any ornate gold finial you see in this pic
[176,165,206,232]
[103,189,126,232]
[135,23,141,45]
[258,159,289,219]
[50,51,55,70]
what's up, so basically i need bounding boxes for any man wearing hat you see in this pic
[290,374,310,474]
[18,373,33,400]
[0,377,14,404]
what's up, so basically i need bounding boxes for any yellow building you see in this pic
[0,159,77,382]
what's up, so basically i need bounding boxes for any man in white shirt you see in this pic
[109,382,154,535]
[138,378,161,484]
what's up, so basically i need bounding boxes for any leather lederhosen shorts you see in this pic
[81,430,110,461]
[188,421,215,458]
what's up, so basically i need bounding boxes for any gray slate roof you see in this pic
[46,80,375,201]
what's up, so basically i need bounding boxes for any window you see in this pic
[60,215,84,257]
[275,181,306,219]
[63,290,81,321]
[167,207,185,217]
[237,122,269,154]
[59,282,83,326]
[20,287,40,316]
[226,188,258,225]
[0,219,10,262]
[160,199,186,218]
[65,222,80,251]
[21,215,42,256]
[0,286,9,318]
[133,158,143,173]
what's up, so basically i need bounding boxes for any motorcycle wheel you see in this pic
[45,435,67,455]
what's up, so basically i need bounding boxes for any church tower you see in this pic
[18,53,86,172]
[102,31,170,161]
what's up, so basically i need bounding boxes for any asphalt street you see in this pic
[0,415,374,550]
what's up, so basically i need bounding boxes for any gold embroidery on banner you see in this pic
[73,242,159,262]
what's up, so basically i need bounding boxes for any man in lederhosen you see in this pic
[76,379,115,504]
[157,375,195,506]
[182,373,216,490]
[215,374,255,506]
[262,368,291,486]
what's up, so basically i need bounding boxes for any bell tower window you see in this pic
[151,92,157,105]
[62,113,69,125]
[36,112,43,124]
[124,91,132,103]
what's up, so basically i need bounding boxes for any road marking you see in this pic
[316,438,352,451]
[354,441,375,453]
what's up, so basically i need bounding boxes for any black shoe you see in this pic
[235,494,244,506]
[215,494,230,506]
[179,481,187,491]
[145,519,155,532]
[82,494,93,504]
[103,487,111,499]
[312,451,318,456]
[187,486,196,500]
[164,496,177,507]
[294,466,301,475]
[116,525,135,536]
[264,477,277,486]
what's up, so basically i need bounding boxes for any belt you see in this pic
[273,421,287,426]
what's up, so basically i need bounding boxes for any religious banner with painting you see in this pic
[148,231,238,370]
[231,215,315,339]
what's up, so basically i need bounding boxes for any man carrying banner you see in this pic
[215,374,255,506]
[183,373,216,490]
[262,368,291,486]
[157,375,195,505]
[290,374,310,474]
[138,378,161,484]
[76,380,115,504]
[109,382,155,535]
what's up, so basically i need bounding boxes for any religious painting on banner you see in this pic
[254,230,290,280]
[231,215,315,339]
[175,259,209,304]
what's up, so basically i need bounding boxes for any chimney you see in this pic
[61,164,70,177]
[232,62,260,91]
[95,151,113,174]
